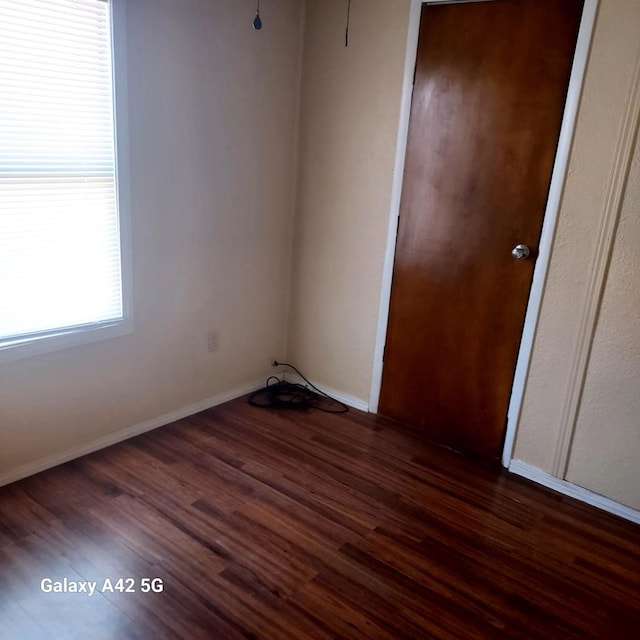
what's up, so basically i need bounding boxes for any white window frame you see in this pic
[0,0,132,365]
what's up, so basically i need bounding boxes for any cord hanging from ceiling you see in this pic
[253,0,262,30]
[345,0,351,47]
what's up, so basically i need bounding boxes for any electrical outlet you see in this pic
[271,358,286,383]
[269,357,284,382]
[207,330,219,352]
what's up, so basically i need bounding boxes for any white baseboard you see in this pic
[282,372,369,412]
[509,460,640,526]
[0,378,266,488]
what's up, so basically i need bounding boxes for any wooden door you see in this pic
[379,0,584,458]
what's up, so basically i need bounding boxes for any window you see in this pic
[0,0,129,362]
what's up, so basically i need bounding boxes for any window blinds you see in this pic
[0,0,122,343]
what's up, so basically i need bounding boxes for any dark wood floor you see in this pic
[0,398,639,639]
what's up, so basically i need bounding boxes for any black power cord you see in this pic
[248,362,349,413]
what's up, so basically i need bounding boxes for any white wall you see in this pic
[0,0,304,480]
[565,134,640,510]
[287,0,411,402]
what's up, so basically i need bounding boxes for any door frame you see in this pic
[368,0,600,466]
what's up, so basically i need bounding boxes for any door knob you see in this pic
[512,244,531,260]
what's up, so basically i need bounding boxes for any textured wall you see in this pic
[287,0,411,402]
[513,0,640,486]
[0,0,304,478]
[565,134,640,510]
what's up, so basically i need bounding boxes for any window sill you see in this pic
[0,318,133,365]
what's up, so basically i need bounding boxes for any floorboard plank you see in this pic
[1,397,639,639]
